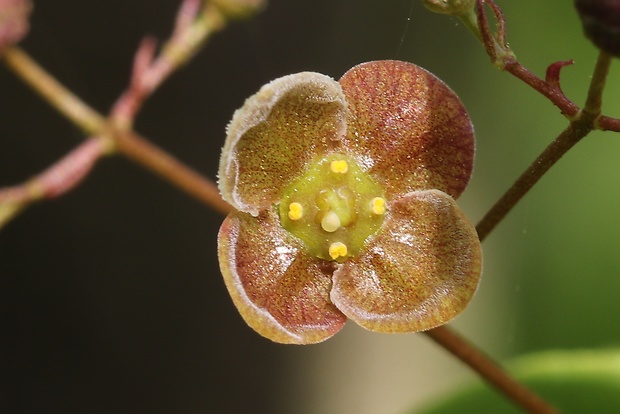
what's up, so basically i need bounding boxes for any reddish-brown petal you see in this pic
[218,72,347,216]
[338,60,475,200]
[330,190,481,333]
[218,208,347,344]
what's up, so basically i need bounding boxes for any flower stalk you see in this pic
[0,0,238,225]
[476,49,612,242]
[425,327,558,414]
[2,46,106,133]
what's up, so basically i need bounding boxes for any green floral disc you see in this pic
[278,153,386,262]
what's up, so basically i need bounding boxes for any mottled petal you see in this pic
[338,60,475,199]
[218,208,347,344]
[219,73,348,215]
[330,189,481,333]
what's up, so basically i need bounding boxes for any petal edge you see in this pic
[219,72,348,215]
[331,189,482,333]
[339,60,475,199]
[218,209,347,344]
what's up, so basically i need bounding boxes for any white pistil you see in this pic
[321,210,341,232]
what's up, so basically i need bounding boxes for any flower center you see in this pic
[278,153,386,262]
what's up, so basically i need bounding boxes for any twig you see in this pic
[475,122,587,242]
[476,50,612,242]
[2,46,105,133]
[503,60,580,119]
[425,327,558,414]
[112,0,226,128]
[474,0,619,130]
[115,131,232,215]
[0,0,233,224]
[0,137,111,228]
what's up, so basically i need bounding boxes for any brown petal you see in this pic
[218,208,347,344]
[219,72,348,216]
[338,60,475,200]
[330,190,481,333]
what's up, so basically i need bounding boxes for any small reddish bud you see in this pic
[575,0,620,57]
[0,0,32,50]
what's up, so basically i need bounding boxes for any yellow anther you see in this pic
[288,202,304,220]
[329,242,348,260]
[330,159,348,174]
[370,197,386,215]
[321,210,341,232]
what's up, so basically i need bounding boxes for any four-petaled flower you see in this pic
[217,60,482,344]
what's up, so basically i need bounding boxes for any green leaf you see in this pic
[415,349,620,414]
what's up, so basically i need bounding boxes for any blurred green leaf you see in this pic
[415,349,620,414]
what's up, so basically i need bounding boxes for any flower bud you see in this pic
[421,0,476,16]
[575,0,620,57]
[0,0,32,50]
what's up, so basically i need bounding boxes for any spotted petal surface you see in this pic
[219,72,348,216]
[217,60,482,344]
[330,189,481,333]
[218,208,347,344]
[338,60,475,199]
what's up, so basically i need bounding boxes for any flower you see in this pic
[217,60,482,344]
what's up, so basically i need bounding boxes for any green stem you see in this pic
[583,51,612,117]
[2,47,105,133]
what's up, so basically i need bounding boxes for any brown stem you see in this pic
[475,121,589,242]
[476,50,612,242]
[598,115,620,131]
[115,131,232,215]
[474,1,620,133]
[425,327,558,414]
[2,45,232,217]
[503,60,580,119]
[1,0,233,218]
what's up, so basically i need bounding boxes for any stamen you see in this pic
[321,211,341,232]
[330,159,348,174]
[329,242,348,260]
[370,197,386,215]
[278,154,386,262]
[288,202,304,220]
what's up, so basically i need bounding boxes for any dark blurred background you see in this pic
[2,1,620,413]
